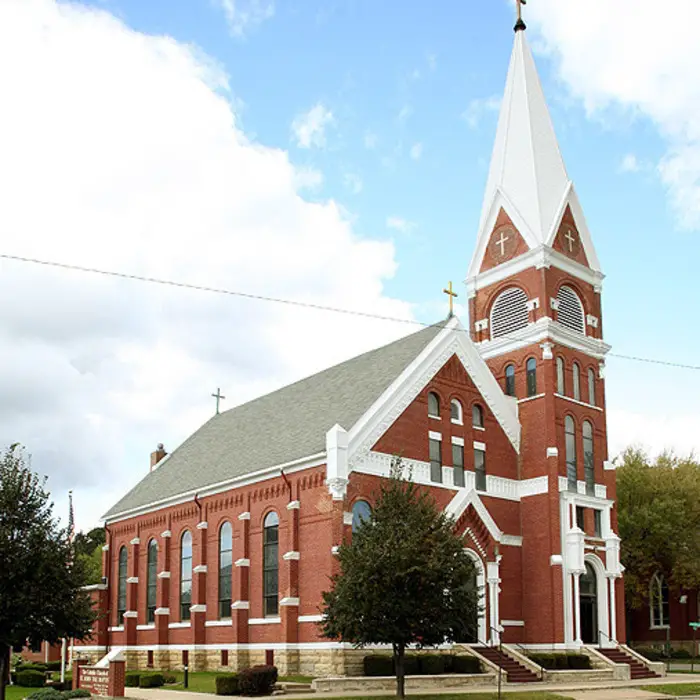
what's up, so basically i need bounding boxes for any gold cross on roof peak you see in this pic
[443,281,458,317]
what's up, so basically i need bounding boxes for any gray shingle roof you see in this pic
[103,322,445,521]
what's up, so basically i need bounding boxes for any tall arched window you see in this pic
[219,522,233,619]
[572,363,581,401]
[450,399,463,424]
[504,364,516,397]
[490,287,529,339]
[428,392,440,418]
[556,357,565,395]
[583,421,595,496]
[352,500,372,533]
[556,285,585,334]
[565,416,577,492]
[588,368,596,406]
[526,358,537,397]
[146,539,158,624]
[263,512,279,617]
[472,404,484,429]
[650,573,670,628]
[117,546,127,625]
[180,531,192,621]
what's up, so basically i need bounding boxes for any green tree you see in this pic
[74,527,106,585]
[321,460,479,698]
[617,447,700,608]
[0,445,96,700]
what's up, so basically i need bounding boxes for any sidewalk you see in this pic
[124,672,697,699]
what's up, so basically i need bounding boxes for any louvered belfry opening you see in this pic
[556,285,585,334]
[490,287,529,339]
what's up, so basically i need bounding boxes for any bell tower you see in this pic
[465,14,624,648]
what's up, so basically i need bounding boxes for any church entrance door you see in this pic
[579,562,598,645]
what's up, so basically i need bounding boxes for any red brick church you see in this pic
[75,20,628,676]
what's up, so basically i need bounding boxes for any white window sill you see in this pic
[248,617,281,625]
[451,419,463,426]
[168,622,191,629]
[205,619,232,627]
[554,393,603,412]
[473,425,486,432]
[649,624,670,631]
[136,624,155,631]
[428,415,441,420]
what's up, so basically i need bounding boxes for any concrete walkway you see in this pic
[125,673,698,698]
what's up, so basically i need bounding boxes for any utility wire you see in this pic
[2,252,699,372]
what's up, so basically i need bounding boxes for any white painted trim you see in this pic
[343,512,353,526]
[196,521,208,530]
[75,641,406,652]
[161,530,171,538]
[107,626,124,632]
[451,436,465,447]
[502,620,525,627]
[168,622,191,629]
[130,538,140,546]
[123,611,137,619]
[193,565,207,574]
[154,608,169,616]
[501,535,523,547]
[298,614,324,623]
[286,500,300,510]
[190,604,206,613]
[429,430,443,441]
[554,393,603,412]
[473,425,486,432]
[547,448,559,458]
[520,476,549,498]
[463,549,488,644]
[283,551,300,561]
[235,558,250,567]
[280,597,300,607]
[158,571,170,579]
[102,544,109,552]
[248,617,281,625]
[136,624,155,631]
[604,460,616,471]
[103,454,326,524]
[231,601,249,610]
[127,577,138,584]
[447,489,503,543]
[81,583,108,591]
[331,545,340,555]
[238,512,251,521]
[474,441,486,451]
[205,620,232,627]
[517,393,546,404]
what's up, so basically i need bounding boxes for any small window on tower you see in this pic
[429,437,442,484]
[428,392,440,418]
[472,404,484,429]
[573,363,581,402]
[450,399,463,424]
[588,368,596,406]
[526,358,537,397]
[490,287,529,339]
[556,357,565,395]
[504,364,516,397]
[576,506,585,531]
[556,286,585,334]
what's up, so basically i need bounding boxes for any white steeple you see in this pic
[467,27,601,278]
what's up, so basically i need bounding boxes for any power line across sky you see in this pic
[2,252,699,372]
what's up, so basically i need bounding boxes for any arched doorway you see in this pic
[463,549,487,644]
[579,562,598,644]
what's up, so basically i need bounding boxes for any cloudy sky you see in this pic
[1,0,699,531]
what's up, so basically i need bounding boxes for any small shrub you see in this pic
[62,690,91,698]
[50,681,72,691]
[529,653,557,669]
[17,670,47,688]
[363,655,394,677]
[26,689,62,700]
[125,672,141,687]
[162,673,177,684]
[566,654,590,669]
[555,654,569,670]
[139,673,165,688]
[237,665,277,696]
[215,674,240,695]
[418,654,445,675]
[635,647,664,662]
[671,648,692,659]
[452,655,481,674]
[46,662,62,672]
[443,655,455,673]
[18,664,49,674]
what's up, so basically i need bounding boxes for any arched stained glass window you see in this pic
[180,531,192,621]
[588,368,596,406]
[117,546,127,625]
[573,363,581,401]
[472,404,484,429]
[352,501,372,533]
[556,357,565,395]
[526,358,537,397]
[505,364,516,397]
[428,392,440,418]
[583,421,594,496]
[146,539,158,623]
[219,522,233,618]
[565,416,577,492]
[450,399,463,424]
[263,512,279,617]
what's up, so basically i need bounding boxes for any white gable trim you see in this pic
[347,317,521,471]
[446,489,503,544]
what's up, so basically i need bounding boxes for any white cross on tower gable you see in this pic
[495,230,510,257]
[564,229,576,252]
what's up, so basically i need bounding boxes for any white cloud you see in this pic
[215,0,274,37]
[410,142,423,161]
[526,0,700,229]
[343,173,363,195]
[462,95,501,129]
[293,166,324,191]
[0,0,413,530]
[291,103,334,149]
[397,105,413,124]
[364,131,378,149]
[619,153,640,173]
[386,216,416,234]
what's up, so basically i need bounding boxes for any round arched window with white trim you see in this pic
[556,285,585,334]
[490,287,529,340]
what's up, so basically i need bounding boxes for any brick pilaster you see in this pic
[125,535,140,645]
[156,526,171,646]
[191,516,208,648]
[232,507,250,643]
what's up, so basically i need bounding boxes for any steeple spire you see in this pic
[515,0,527,33]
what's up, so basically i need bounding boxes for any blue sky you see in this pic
[1,0,698,529]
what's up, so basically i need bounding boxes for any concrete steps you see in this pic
[599,647,661,679]
[474,645,540,683]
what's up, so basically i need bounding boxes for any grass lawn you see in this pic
[317,695,571,700]
[164,670,314,693]
[643,683,700,696]
[5,687,29,700]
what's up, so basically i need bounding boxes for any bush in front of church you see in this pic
[417,654,445,675]
[215,674,240,695]
[124,672,140,687]
[237,665,277,696]
[138,673,165,688]
[17,670,47,688]
[452,655,481,674]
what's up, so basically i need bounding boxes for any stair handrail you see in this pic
[488,624,504,700]
[598,629,617,650]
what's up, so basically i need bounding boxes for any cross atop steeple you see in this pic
[515,0,527,33]
[212,387,226,415]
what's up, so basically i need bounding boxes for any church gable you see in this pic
[551,205,590,267]
[479,208,530,273]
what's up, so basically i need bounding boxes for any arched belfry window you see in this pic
[504,364,516,397]
[180,531,192,621]
[556,285,585,334]
[428,392,440,418]
[573,363,581,401]
[526,358,537,397]
[352,500,372,533]
[588,368,596,406]
[219,522,233,618]
[490,287,529,339]
[146,539,158,623]
[650,573,670,628]
[565,416,577,492]
[583,421,594,496]
[450,399,463,424]
[263,512,279,617]
[472,404,484,429]
[117,546,127,625]
[556,357,565,395]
